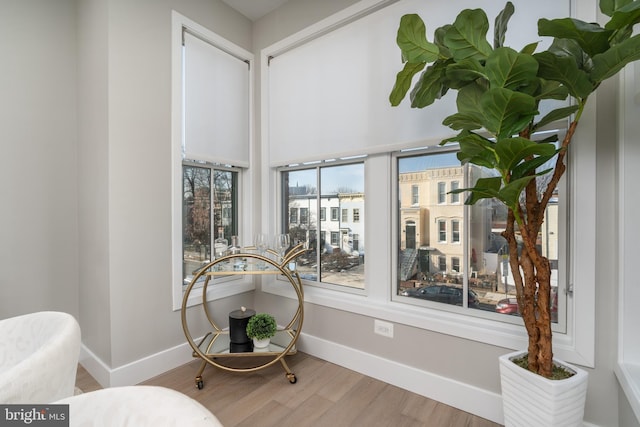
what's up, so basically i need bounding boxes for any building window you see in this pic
[452,257,460,273]
[438,182,446,204]
[290,208,298,224]
[452,220,460,243]
[353,234,360,251]
[451,181,460,204]
[281,161,365,289]
[320,207,326,221]
[330,231,339,246]
[412,185,419,205]
[353,208,360,223]
[438,256,447,272]
[438,220,447,243]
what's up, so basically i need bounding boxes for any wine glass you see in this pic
[274,234,290,261]
[254,233,269,269]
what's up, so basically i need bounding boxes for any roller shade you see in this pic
[267,0,569,167]
[184,31,250,167]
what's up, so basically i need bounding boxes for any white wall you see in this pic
[1,0,636,425]
[0,0,79,318]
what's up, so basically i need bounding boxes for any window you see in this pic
[281,162,365,289]
[290,208,298,224]
[171,12,253,310]
[451,181,460,204]
[412,185,419,205]
[320,207,326,221]
[397,151,564,323]
[330,232,339,246]
[452,257,460,273]
[438,256,446,272]
[182,164,238,287]
[331,207,339,221]
[438,182,446,204]
[264,0,592,377]
[452,220,460,243]
[438,220,447,243]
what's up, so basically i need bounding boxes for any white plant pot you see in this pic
[499,350,588,427]
[252,337,271,349]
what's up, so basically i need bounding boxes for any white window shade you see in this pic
[266,0,569,167]
[184,31,250,167]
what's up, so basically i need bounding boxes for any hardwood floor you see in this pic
[76,352,501,427]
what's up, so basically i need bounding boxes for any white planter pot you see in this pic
[499,350,588,427]
[252,337,271,349]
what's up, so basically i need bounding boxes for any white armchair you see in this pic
[56,386,224,426]
[0,311,81,403]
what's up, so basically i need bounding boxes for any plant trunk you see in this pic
[504,207,553,378]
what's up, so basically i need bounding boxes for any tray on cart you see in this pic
[195,329,298,357]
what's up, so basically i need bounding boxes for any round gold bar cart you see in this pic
[181,244,305,390]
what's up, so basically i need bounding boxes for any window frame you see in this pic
[171,11,254,311]
[259,0,595,369]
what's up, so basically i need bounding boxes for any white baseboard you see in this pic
[297,333,504,425]
[79,340,195,388]
[79,334,603,427]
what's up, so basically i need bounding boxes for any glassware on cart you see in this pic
[274,234,290,261]
[254,233,269,269]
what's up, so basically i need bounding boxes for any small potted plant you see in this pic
[246,313,277,349]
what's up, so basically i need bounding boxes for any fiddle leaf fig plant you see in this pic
[390,0,640,378]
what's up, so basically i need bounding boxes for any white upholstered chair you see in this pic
[0,311,81,403]
[56,385,224,426]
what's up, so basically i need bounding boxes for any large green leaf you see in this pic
[535,79,569,101]
[464,177,502,205]
[444,9,493,61]
[495,137,557,172]
[533,105,579,131]
[410,60,450,108]
[480,88,538,139]
[434,25,453,59]
[591,34,640,82]
[443,83,486,130]
[390,61,426,106]
[548,38,593,73]
[494,1,515,49]
[511,156,556,181]
[600,0,634,17]
[445,58,486,89]
[498,175,536,208]
[605,1,640,30]
[534,51,594,98]
[538,18,613,57]
[397,14,440,63]
[454,132,498,168]
[485,47,539,90]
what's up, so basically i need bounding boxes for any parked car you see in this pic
[401,285,479,307]
[495,298,519,315]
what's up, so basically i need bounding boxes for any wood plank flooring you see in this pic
[75,352,501,427]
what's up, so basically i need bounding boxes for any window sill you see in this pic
[175,280,255,311]
[263,279,593,368]
[616,362,640,422]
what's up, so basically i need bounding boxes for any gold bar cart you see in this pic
[180,244,306,390]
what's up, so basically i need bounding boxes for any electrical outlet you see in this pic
[374,319,394,338]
